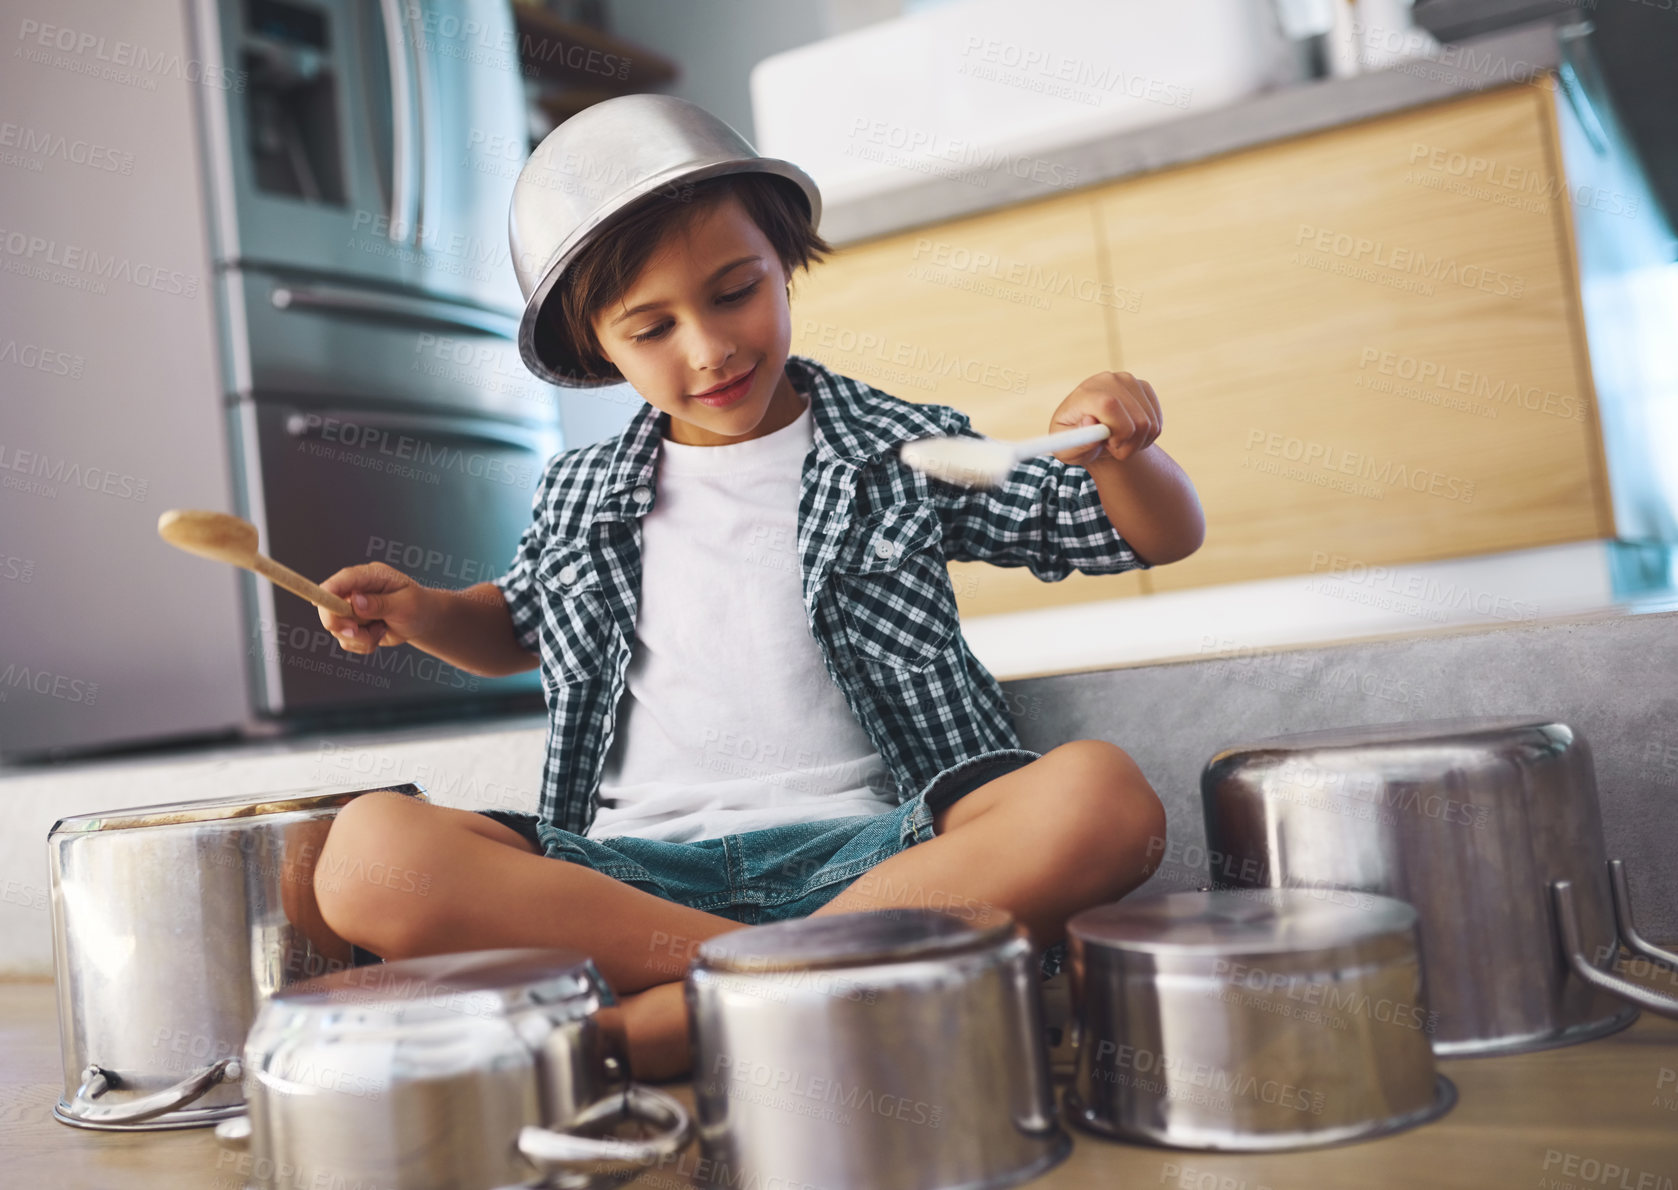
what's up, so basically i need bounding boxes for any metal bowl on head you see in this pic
[1066,889,1454,1151]
[687,906,1070,1190]
[508,92,821,388]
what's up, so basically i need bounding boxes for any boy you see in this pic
[312,95,1203,1080]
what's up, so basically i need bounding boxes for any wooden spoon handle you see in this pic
[251,554,353,618]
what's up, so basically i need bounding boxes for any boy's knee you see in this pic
[1050,739,1142,784]
[313,792,433,955]
[1049,741,1167,889]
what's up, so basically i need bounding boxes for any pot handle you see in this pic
[1005,933,1060,1138]
[1551,875,1678,1019]
[517,1084,692,1180]
[67,1057,242,1125]
[1607,859,1678,971]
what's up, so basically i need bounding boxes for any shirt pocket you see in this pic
[534,541,613,686]
[830,502,960,673]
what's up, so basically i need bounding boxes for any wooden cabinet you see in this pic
[1093,82,1610,592]
[790,82,1611,615]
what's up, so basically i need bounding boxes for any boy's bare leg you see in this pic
[618,739,1167,1080]
[311,791,747,995]
[314,741,1163,1082]
[813,739,1166,947]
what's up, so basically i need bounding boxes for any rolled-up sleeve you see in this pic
[494,463,558,655]
[934,440,1152,582]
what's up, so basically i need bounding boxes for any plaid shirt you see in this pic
[495,353,1151,837]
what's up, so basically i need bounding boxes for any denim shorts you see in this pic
[477,746,1066,979]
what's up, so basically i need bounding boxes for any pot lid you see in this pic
[271,947,607,1024]
[48,783,425,834]
[696,907,1016,973]
[1069,889,1416,957]
[1210,716,1566,760]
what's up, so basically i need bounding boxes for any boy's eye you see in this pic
[629,282,760,343]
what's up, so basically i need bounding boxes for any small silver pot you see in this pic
[47,783,422,1130]
[687,907,1070,1190]
[1066,890,1454,1151]
[1201,717,1678,1056]
[214,947,691,1190]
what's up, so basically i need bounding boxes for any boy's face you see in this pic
[590,193,804,447]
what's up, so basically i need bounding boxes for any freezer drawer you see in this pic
[233,398,558,717]
[222,267,560,422]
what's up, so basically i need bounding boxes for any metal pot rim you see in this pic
[48,783,425,834]
[1069,889,1417,957]
[695,907,1016,973]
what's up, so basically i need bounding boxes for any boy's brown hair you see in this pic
[536,172,833,385]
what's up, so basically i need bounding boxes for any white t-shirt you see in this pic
[589,395,897,842]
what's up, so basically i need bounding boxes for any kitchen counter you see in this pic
[4,969,1675,1190]
[820,19,1571,245]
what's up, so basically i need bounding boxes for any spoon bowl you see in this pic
[157,509,353,618]
[157,509,261,564]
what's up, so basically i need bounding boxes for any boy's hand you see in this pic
[317,563,435,655]
[1048,371,1162,467]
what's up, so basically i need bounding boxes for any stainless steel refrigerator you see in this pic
[1,0,563,761]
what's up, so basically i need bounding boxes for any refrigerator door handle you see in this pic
[270,283,519,339]
[284,407,555,455]
[407,0,438,247]
[377,0,420,244]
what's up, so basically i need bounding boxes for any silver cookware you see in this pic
[47,783,423,1130]
[1201,716,1678,1057]
[509,92,821,387]
[687,907,1070,1190]
[1065,889,1453,1151]
[213,947,691,1190]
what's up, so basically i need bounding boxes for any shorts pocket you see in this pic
[830,503,959,673]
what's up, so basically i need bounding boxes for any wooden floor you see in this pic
[6,974,1677,1190]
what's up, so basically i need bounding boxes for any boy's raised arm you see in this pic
[1046,371,1204,567]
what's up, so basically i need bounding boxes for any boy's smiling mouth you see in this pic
[690,362,758,405]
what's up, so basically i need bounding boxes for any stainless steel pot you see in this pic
[1065,889,1453,1151]
[1201,716,1678,1057]
[687,907,1070,1190]
[47,783,423,1130]
[213,947,691,1190]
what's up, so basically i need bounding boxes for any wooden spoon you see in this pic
[158,509,352,618]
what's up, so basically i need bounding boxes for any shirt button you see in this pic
[873,539,896,559]
[632,485,652,503]
[558,562,579,585]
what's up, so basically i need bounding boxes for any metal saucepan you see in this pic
[214,947,692,1190]
[47,783,423,1130]
[1201,716,1678,1056]
[687,907,1071,1190]
[1065,889,1453,1151]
